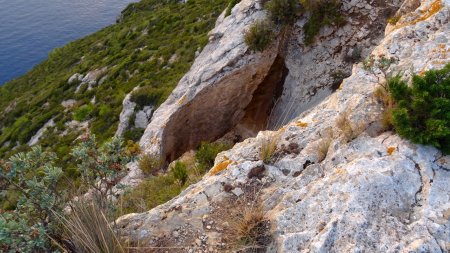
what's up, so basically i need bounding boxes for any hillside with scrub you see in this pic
[0,0,228,162]
[1,0,450,252]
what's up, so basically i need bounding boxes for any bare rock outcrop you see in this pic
[115,91,137,137]
[139,0,281,163]
[269,0,403,126]
[117,0,450,252]
[139,0,404,164]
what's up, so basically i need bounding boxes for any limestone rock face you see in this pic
[139,0,403,161]
[71,67,108,92]
[117,0,450,252]
[27,118,55,146]
[134,106,154,129]
[268,0,403,127]
[139,0,281,162]
[115,91,137,137]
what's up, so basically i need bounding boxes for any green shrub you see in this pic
[244,20,274,52]
[172,161,188,185]
[0,135,133,251]
[302,0,345,45]
[123,128,144,142]
[387,15,401,25]
[195,142,231,172]
[73,104,95,121]
[130,86,167,108]
[117,174,183,215]
[138,153,162,176]
[388,64,450,154]
[226,0,240,17]
[0,147,64,251]
[265,0,302,25]
[71,135,133,211]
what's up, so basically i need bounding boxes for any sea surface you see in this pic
[0,0,137,85]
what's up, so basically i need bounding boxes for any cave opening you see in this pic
[161,54,289,165]
[230,55,289,141]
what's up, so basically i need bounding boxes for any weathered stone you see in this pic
[115,90,137,137]
[134,106,154,129]
[27,119,55,146]
[116,1,450,252]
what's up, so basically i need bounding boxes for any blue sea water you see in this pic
[0,0,137,85]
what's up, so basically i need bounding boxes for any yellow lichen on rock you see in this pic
[392,0,442,31]
[387,147,396,156]
[296,121,308,128]
[209,159,232,176]
[177,95,187,105]
[411,0,442,25]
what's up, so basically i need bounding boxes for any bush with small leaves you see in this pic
[302,0,345,45]
[265,0,302,25]
[388,64,450,154]
[0,135,133,251]
[73,104,95,121]
[138,153,162,176]
[195,142,231,172]
[172,161,188,185]
[0,147,65,252]
[244,20,274,52]
[130,86,166,108]
[71,135,133,211]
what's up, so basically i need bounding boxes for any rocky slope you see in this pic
[117,0,450,252]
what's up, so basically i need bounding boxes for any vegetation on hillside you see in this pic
[0,135,133,251]
[244,0,344,50]
[0,0,228,165]
[118,141,230,215]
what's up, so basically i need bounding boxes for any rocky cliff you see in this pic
[117,0,450,252]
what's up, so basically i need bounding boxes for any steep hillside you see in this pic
[0,0,228,163]
[0,0,448,251]
[116,0,450,252]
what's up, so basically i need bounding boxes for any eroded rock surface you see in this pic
[117,0,450,252]
[269,0,403,127]
[139,0,281,163]
[115,91,137,137]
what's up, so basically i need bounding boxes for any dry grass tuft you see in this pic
[229,203,271,252]
[373,86,394,130]
[260,135,278,164]
[317,138,332,162]
[335,111,366,142]
[58,201,126,253]
[335,111,354,141]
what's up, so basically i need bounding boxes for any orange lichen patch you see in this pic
[277,126,287,133]
[387,147,396,156]
[209,159,232,176]
[393,0,442,30]
[411,0,442,25]
[296,121,308,128]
